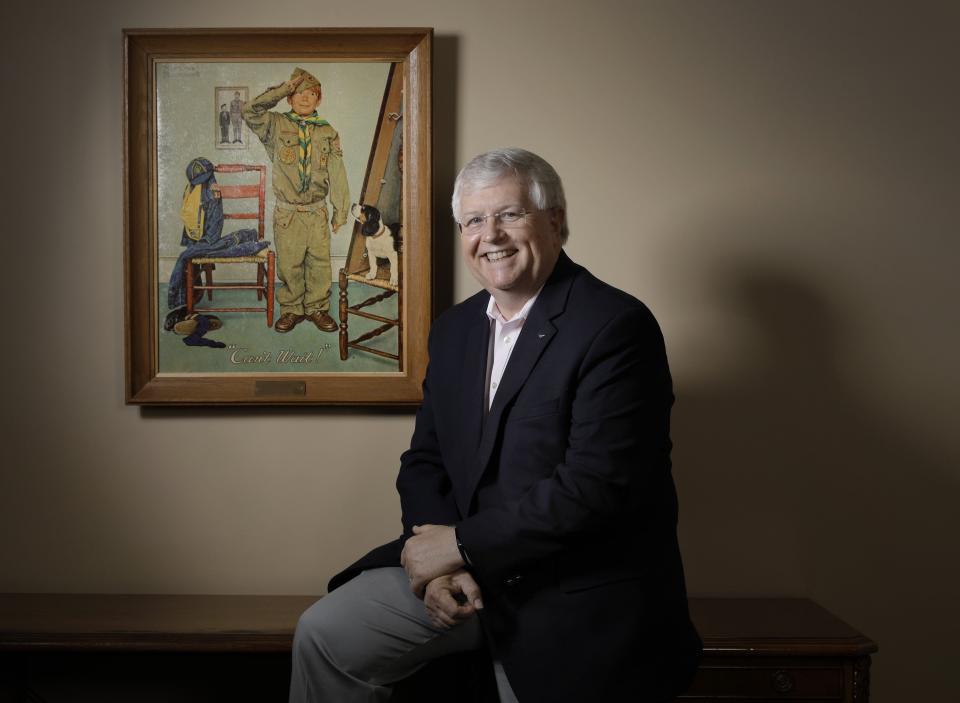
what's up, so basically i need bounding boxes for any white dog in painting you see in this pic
[350,203,401,286]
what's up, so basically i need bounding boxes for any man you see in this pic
[218,104,230,144]
[291,149,701,702]
[242,69,349,333]
[230,90,244,143]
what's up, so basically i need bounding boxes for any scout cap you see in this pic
[291,67,321,94]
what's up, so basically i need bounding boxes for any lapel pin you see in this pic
[538,333,546,339]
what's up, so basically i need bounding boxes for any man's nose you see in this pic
[481,216,506,241]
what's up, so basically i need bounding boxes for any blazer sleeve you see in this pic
[456,305,674,584]
[396,328,463,541]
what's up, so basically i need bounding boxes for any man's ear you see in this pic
[549,207,565,240]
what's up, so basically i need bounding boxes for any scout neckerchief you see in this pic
[283,111,330,192]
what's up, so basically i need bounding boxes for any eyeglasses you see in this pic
[456,208,545,235]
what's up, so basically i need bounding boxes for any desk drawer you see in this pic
[681,663,844,700]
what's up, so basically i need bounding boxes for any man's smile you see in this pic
[483,249,517,262]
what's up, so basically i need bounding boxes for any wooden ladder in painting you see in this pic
[338,63,405,369]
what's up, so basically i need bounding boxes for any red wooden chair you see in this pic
[186,164,275,327]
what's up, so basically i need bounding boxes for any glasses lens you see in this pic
[459,209,534,233]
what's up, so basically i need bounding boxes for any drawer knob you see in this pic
[772,670,795,693]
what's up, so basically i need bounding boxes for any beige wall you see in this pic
[2,1,958,700]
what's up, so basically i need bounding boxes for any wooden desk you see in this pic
[685,598,876,701]
[0,595,876,701]
[0,593,315,653]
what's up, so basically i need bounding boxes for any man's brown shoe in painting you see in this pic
[275,312,305,333]
[307,311,338,332]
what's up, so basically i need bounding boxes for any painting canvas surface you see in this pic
[155,61,399,375]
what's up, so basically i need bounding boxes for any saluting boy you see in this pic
[243,68,350,333]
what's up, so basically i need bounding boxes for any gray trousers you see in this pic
[289,567,518,702]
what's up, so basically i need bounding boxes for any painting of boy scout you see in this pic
[242,68,350,334]
[155,60,395,374]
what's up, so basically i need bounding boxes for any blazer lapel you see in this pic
[453,306,490,515]
[463,311,489,450]
[465,252,579,506]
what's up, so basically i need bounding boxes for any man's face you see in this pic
[288,87,321,116]
[459,177,564,304]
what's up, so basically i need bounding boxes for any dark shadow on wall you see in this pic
[431,34,459,317]
[672,266,959,700]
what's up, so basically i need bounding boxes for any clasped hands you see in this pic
[400,524,484,629]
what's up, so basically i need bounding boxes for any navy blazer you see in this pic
[331,252,701,702]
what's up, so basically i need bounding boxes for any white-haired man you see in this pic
[290,149,701,702]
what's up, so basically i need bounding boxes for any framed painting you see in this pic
[124,28,433,405]
[214,86,248,149]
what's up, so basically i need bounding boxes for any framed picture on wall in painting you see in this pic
[214,86,248,149]
[123,28,433,405]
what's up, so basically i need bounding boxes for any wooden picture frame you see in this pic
[124,28,432,405]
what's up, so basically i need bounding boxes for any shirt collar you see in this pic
[485,289,543,325]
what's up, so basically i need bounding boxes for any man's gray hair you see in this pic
[452,148,569,243]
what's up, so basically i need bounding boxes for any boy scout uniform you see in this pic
[242,69,350,328]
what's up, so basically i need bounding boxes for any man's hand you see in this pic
[400,524,464,598]
[423,569,484,629]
